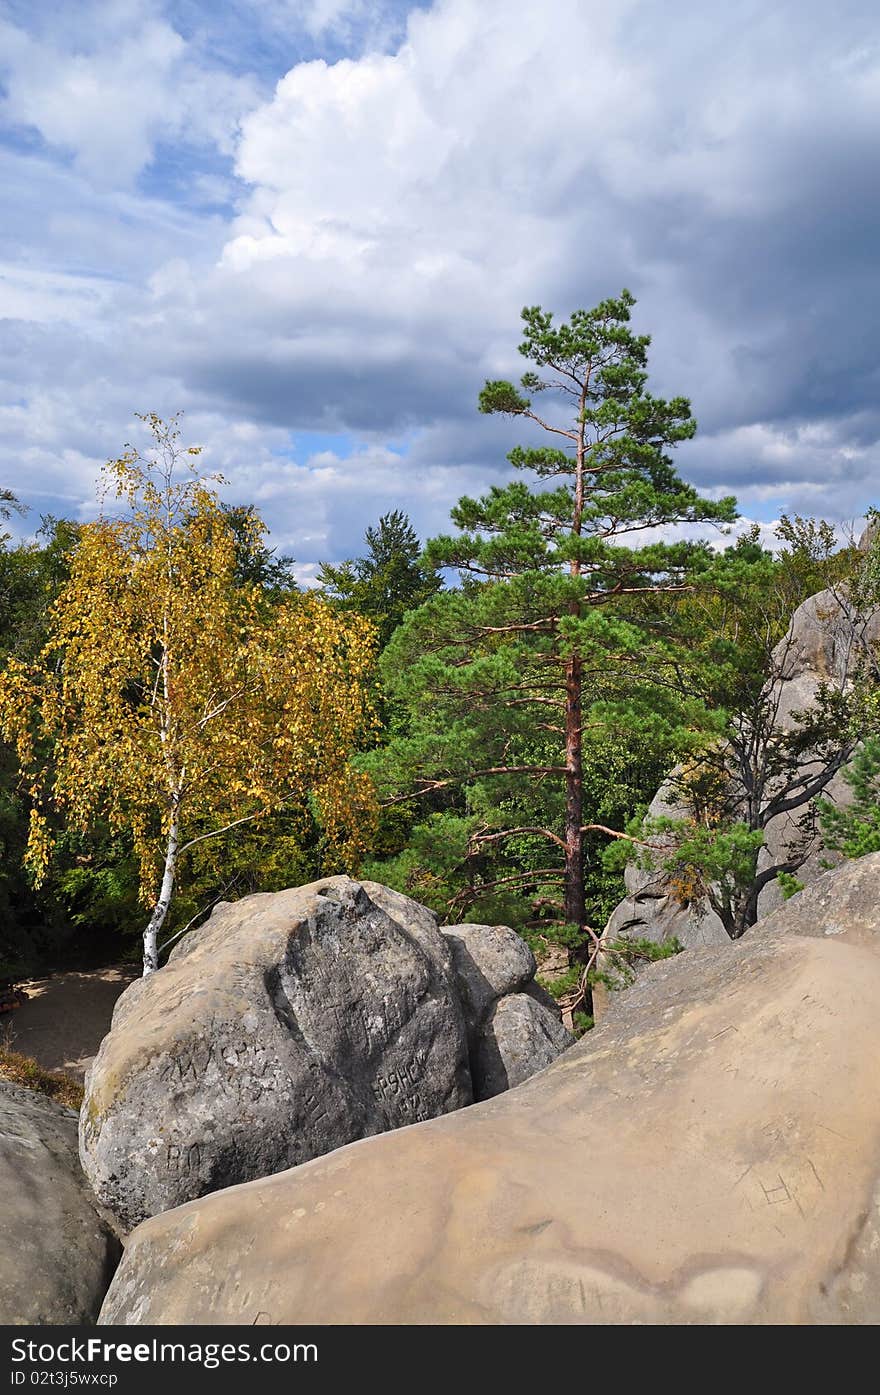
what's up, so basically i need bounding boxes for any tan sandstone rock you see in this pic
[100,852,880,1325]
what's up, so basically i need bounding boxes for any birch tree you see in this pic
[0,416,376,974]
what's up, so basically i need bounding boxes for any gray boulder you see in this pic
[80,876,472,1232]
[100,852,880,1326]
[0,1079,118,1323]
[442,922,536,1021]
[604,775,732,951]
[475,992,573,1098]
[442,923,573,1099]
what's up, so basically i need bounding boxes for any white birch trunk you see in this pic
[142,815,179,976]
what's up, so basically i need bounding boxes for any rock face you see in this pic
[80,879,570,1233]
[0,1080,118,1323]
[81,876,473,1232]
[441,923,573,1099]
[101,852,880,1325]
[606,585,880,951]
[604,773,733,951]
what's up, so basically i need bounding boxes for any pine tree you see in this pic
[319,510,441,648]
[819,738,880,857]
[369,292,735,952]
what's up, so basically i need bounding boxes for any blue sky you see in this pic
[2,0,879,581]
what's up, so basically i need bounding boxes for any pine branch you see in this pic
[380,766,569,806]
[467,825,567,851]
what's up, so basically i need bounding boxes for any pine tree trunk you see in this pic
[142,816,179,976]
[563,654,585,932]
[564,391,587,937]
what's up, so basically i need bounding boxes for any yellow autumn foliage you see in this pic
[0,416,378,919]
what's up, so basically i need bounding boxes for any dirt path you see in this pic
[3,967,137,1081]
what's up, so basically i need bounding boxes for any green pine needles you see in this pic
[365,291,736,963]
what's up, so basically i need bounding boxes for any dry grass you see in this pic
[0,1044,84,1110]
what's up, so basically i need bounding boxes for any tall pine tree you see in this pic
[370,292,736,950]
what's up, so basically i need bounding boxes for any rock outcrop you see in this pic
[100,852,880,1325]
[81,877,471,1232]
[606,584,880,950]
[442,922,572,1099]
[81,878,570,1232]
[0,1080,118,1324]
[755,842,880,942]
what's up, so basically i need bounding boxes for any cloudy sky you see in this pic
[1,0,879,580]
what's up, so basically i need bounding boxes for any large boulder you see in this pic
[606,584,880,950]
[100,852,880,1325]
[755,845,880,943]
[0,1080,118,1323]
[441,923,573,1099]
[81,876,473,1232]
[604,774,732,951]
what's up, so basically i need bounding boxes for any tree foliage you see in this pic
[0,513,86,976]
[608,519,869,936]
[1,309,876,997]
[364,292,736,967]
[815,516,880,858]
[222,503,298,595]
[318,510,441,648]
[818,737,880,858]
[0,416,377,973]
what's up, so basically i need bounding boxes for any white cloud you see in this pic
[298,0,372,40]
[4,0,880,569]
[245,0,405,47]
[681,416,880,526]
[239,441,503,576]
[0,262,119,322]
[0,6,259,187]
[180,0,880,452]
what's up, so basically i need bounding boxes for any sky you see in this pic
[1,0,879,582]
